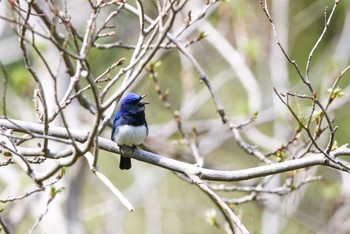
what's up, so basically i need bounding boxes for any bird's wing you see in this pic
[111,112,124,141]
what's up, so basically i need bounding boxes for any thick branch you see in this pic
[1,118,350,182]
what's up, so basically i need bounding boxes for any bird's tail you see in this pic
[119,155,132,170]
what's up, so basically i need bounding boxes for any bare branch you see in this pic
[188,174,249,234]
[1,118,349,183]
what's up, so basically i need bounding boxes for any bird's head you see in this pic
[120,92,148,112]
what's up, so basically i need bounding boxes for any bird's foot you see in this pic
[119,145,137,153]
[118,145,126,154]
[131,145,137,153]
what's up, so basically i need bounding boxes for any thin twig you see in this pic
[187,174,249,234]
[305,0,341,83]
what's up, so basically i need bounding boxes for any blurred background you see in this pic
[1,0,350,233]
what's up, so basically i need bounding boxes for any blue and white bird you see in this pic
[111,93,149,170]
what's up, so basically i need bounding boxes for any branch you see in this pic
[305,0,341,82]
[188,174,248,234]
[83,151,134,211]
[1,118,350,182]
[0,216,11,234]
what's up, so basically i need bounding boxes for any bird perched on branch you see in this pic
[111,92,149,170]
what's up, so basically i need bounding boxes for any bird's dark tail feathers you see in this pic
[119,155,132,170]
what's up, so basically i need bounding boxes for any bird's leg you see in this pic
[131,145,137,153]
[118,144,124,154]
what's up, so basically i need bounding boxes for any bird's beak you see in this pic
[140,94,149,105]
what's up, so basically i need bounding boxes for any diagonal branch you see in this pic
[188,174,248,234]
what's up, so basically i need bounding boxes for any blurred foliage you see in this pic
[4,61,34,97]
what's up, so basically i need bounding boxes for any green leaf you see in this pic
[50,186,57,197]
[205,209,218,226]
[327,87,345,100]
[196,31,207,41]
[149,61,162,72]
[331,140,338,151]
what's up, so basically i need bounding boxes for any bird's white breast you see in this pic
[113,125,148,146]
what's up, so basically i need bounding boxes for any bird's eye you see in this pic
[138,103,145,110]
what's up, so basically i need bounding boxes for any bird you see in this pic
[111,92,149,170]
